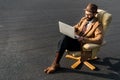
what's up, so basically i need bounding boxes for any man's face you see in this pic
[85,11,95,21]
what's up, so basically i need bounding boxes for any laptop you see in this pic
[58,21,79,39]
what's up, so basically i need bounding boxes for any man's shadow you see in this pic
[55,57,120,80]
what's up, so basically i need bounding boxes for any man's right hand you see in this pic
[78,36,84,42]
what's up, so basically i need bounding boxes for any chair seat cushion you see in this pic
[83,40,106,50]
[83,43,100,50]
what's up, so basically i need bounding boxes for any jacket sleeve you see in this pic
[83,24,104,44]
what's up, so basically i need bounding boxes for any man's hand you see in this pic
[78,36,84,42]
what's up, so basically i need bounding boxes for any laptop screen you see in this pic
[58,21,76,39]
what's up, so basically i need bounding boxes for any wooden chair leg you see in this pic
[83,61,96,70]
[65,54,80,60]
[71,60,81,69]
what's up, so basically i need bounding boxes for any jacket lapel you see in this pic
[84,22,94,35]
[79,20,88,32]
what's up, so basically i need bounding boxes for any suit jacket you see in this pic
[75,17,103,44]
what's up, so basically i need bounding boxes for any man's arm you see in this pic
[83,24,103,44]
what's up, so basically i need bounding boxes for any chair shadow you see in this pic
[55,57,120,80]
[90,57,120,71]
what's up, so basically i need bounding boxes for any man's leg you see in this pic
[44,36,81,74]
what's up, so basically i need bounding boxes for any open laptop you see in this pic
[58,21,79,39]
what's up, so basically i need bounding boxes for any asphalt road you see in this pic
[0,0,120,80]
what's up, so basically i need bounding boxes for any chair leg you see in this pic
[71,60,81,69]
[65,54,80,60]
[83,61,96,70]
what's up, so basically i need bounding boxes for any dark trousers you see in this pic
[56,35,82,63]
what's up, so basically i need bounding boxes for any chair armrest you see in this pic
[83,40,107,50]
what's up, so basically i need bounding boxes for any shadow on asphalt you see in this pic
[54,57,120,80]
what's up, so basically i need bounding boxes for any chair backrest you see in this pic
[96,9,112,34]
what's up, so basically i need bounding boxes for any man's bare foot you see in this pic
[44,64,60,74]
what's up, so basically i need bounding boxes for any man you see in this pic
[44,3,103,74]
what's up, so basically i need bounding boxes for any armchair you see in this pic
[65,9,112,70]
